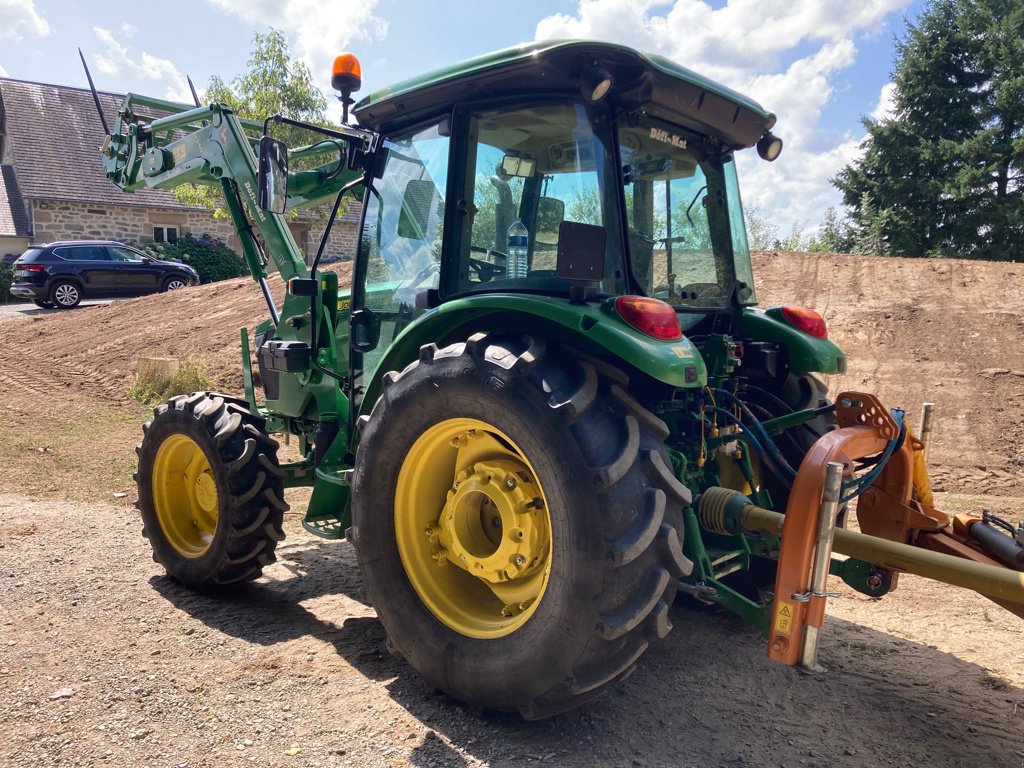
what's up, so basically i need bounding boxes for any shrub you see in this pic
[0,263,12,304]
[136,234,247,284]
[127,354,213,405]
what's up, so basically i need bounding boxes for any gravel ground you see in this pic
[2,494,1022,768]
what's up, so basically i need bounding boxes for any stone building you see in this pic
[0,77,359,263]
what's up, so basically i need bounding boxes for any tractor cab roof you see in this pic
[354,39,776,151]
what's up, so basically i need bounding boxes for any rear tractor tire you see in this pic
[135,392,288,587]
[351,334,692,718]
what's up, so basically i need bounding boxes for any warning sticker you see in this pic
[671,346,693,359]
[774,601,795,635]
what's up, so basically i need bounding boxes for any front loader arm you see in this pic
[102,94,363,282]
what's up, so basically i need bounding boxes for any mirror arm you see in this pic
[311,172,370,275]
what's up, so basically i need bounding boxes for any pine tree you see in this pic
[834,0,1024,260]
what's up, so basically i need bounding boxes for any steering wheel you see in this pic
[469,245,507,283]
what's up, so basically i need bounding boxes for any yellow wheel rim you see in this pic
[152,434,219,557]
[395,418,553,639]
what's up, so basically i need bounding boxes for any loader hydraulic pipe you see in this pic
[739,505,1024,606]
[147,104,221,134]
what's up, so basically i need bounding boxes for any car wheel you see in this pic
[162,277,188,292]
[50,281,82,309]
[33,299,55,309]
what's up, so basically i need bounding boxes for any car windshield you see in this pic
[619,114,754,309]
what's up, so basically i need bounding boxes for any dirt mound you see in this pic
[753,251,1024,495]
[0,263,352,400]
[1,253,1020,493]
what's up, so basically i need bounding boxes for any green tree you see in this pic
[175,30,330,212]
[834,0,1024,260]
[744,203,778,250]
[807,206,854,253]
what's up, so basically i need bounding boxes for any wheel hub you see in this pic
[433,459,547,585]
[394,418,553,638]
[151,434,219,557]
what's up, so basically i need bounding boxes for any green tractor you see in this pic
[97,40,1024,719]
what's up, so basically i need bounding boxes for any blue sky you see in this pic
[0,0,926,238]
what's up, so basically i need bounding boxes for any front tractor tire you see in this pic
[351,334,691,718]
[135,392,288,587]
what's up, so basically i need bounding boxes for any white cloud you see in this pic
[535,0,911,238]
[92,27,192,102]
[206,0,388,90]
[93,27,130,76]
[871,81,896,122]
[0,0,50,40]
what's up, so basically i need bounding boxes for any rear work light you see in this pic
[780,305,828,339]
[615,296,682,341]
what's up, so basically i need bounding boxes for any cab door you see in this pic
[348,118,451,416]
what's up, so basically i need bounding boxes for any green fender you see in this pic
[735,307,847,375]
[356,294,708,420]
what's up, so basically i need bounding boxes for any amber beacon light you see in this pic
[332,53,362,123]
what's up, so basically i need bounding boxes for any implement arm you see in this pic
[102,93,368,283]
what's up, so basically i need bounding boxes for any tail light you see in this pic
[18,264,45,273]
[780,305,827,339]
[615,296,682,341]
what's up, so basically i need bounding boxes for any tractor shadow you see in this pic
[149,536,376,652]
[150,542,1024,768]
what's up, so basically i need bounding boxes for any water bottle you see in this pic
[506,218,529,279]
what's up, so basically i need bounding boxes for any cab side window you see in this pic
[351,119,450,405]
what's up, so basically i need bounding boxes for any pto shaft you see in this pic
[736,501,1024,605]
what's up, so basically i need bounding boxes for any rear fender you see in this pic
[735,307,846,375]
[356,294,708,421]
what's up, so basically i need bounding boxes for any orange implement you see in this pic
[767,392,949,666]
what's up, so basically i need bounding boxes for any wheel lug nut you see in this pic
[514,554,526,567]
[491,516,501,528]
[505,477,517,489]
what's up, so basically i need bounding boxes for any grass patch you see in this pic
[0,401,148,503]
[127,353,213,405]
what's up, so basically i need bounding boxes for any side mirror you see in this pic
[258,136,289,214]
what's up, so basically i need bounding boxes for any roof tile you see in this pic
[0,78,196,210]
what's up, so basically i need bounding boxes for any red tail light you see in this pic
[19,264,45,272]
[780,305,827,339]
[615,296,682,341]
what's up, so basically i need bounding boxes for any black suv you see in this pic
[10,241,200,309]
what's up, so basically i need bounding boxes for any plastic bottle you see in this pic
[506,218,529,279]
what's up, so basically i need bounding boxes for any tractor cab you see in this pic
[262,41,784,411]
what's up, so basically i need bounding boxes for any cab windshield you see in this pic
[619,114,755,308]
